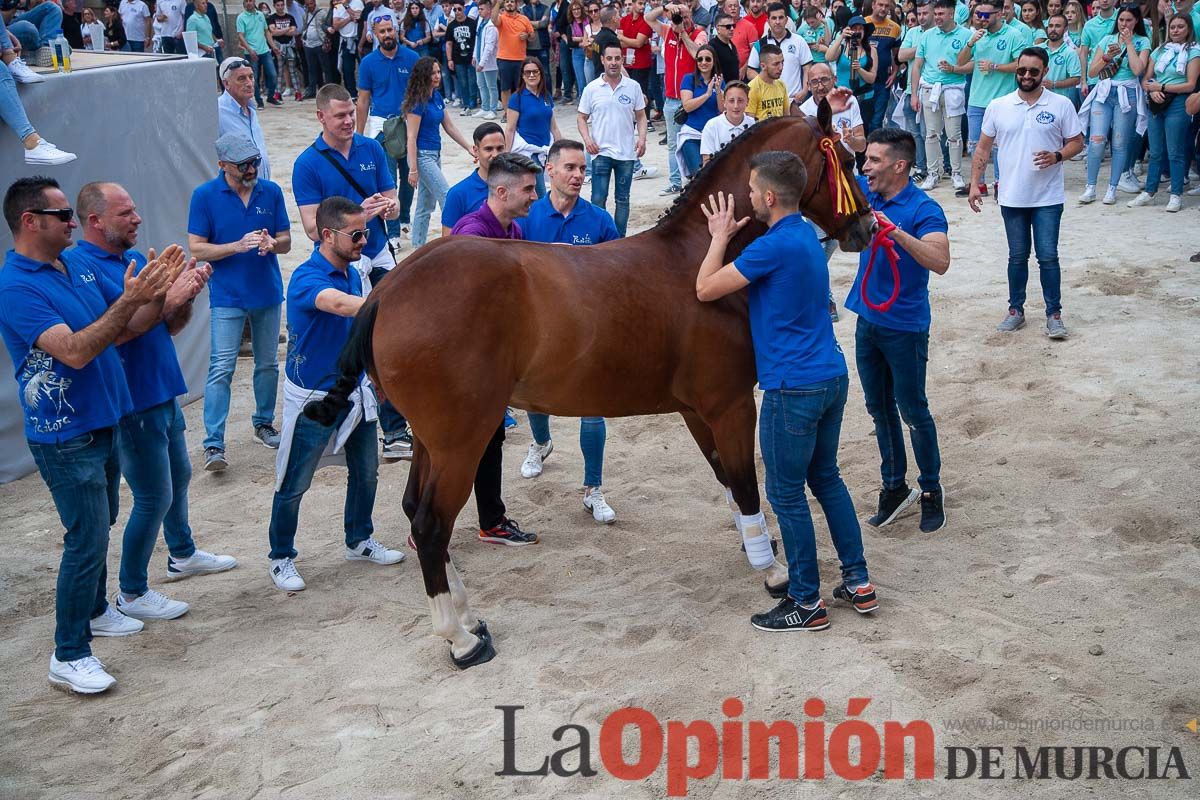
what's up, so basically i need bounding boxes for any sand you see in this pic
[1,96,1198,800]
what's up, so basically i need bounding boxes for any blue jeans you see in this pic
[868,82,891,132]
[966,104,998,181]
[902,97,926,173]
[1145,93,1191,196]
[116,400,197,596]
[680,138,701,176]
[28,428,120,662]
[479,68,499,111]
[268,407,379,559]
[0,53,35,141]
[527,414,606,486]
[203,304,281,450]
[375,133,414,234]
[854,320,941,493]
[663,97,683,188]
[759,376,868,606]
[590,155,634,237]
[1000,203,1063,316]
[125,40,145,52]
[453,62,478,108]
[1086,90,1137,187]
[11,2,62,50]
[412,148,450,247]
[339,40,358,98]
[250,49,278,105]
[571,48,586,99]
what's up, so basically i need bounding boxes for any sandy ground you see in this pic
[1,95,1199,800]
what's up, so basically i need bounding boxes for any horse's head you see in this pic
[793,103,875,253]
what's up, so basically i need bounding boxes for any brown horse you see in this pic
[306,107,875,669]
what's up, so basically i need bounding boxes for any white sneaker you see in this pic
[270,557,306,591]
[633,166,659,180]
[1102,186,1117,205]
[1127,191,1153,208]
[1116,171,1142,194]
[583,487,616,524]
[520,440,553,479]
[918,172,939,191]
[1078,184,1097,204]
[7,57,44,83]
[166,549,238,581]
[1187,184,1200,196]
[25,139,77,166]
[1165,194,1182,213]
[48,654,115,694]
[89,604,144,637]
[115,588,190,620]
[345,536,405,565]
[388,236,404,251]
[482,111,498,120]
[950,172,966,190]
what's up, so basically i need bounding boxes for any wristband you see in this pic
[1054,151,1062,163]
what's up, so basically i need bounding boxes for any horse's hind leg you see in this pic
[681,410,741,526]
[704,397,790,594]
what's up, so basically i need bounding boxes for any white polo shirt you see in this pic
[981,88,1082,207]
[579,75,646,162]
[798,94,863,153]
[746,31,814,97]
[700,113,754,156]
[157,0,185,38]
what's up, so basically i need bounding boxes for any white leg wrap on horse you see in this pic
[725,489,744,533]
[739,511,775,570]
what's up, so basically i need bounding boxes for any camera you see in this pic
[847,30,862,43]
[671,12,683,24]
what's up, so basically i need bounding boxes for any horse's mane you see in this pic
[654,115,801,229]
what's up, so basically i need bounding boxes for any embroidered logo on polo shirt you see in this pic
[571,233,594,244]
[1035,111,1055,124]
[618,92,633,104]
[996,40,1007,50]
[359,162,377,172]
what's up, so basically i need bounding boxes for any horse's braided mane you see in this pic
[654,115,800,228]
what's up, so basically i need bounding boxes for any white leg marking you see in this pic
[429,592,479,657]
[445,558,479,632]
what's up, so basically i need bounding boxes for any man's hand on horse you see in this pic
[826,86,853,114]
[701,191,751,241]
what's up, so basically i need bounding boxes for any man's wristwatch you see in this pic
[1054,151,1063,163]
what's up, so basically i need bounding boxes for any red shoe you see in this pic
[294,91,303,102]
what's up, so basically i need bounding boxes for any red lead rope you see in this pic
[859,211,901,313]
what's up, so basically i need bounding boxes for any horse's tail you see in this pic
[303,300,380,426]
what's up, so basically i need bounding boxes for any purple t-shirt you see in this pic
[449,201,523,239]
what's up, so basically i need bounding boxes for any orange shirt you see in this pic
[495,11,534,61]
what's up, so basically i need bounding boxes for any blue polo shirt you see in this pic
[410,89,446,151]
[523,195,619,245]
[441,170,489,230]
[285,251,365,391]
[845,177,948,333]
[70,241,188,414]
[0,249,132,442]
[187,175,288,309]
[293,134,397,260]
[732,214,846,390]
[507,88,555,146]
[357,44,420,118]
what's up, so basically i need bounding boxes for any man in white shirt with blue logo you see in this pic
[968,46,1083,340]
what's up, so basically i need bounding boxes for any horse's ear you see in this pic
[816,98,834,138]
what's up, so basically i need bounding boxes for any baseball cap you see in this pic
[847,14,866,25]
[215,133,261,164]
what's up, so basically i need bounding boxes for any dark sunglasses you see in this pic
[330,227,370,243]
[523,68,541,74]
[1118,3,1138,10]
[29,208,74,222]
[1015,66,1041,75]
[974,9,992,16]
[234,156,262,171]
[375,11,394,19]
[696,55,713,61]
[227,57,252,71]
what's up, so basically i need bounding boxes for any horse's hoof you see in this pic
[742,538,780,556]
[764,579,788,599]
[451,631,497,669]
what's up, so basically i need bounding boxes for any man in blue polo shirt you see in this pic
[695,151,876,633]
[188,133,293,472]
[72,182,239,624]
[440,121,507,235]
[848,128,950,534]
[293,83,409,458]
[519,139,621,523]
[267,196,404,593]
[355,16,420,248]
[0,176,181,694]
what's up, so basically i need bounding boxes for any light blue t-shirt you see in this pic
[916,24,970,86]
[1095,32,1151,82]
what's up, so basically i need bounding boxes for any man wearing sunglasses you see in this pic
[0,176,184,694]
[709,12,740,83]
[968,46,1083,340]
[266,196,405,593]
[189,133,293,471]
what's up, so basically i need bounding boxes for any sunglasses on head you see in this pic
[330,227,370,243]
[1015,66,1041,75]
[29,208,74,222]
[375,11,394,19]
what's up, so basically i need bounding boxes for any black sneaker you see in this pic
[478,518,539,546]
[832,582,879,614]
[919,489,946,533]
[868,485,919,527]
[750,597,830,632]
[204,447,227,472]
[381,429,414,461]
[266,97,283,106]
